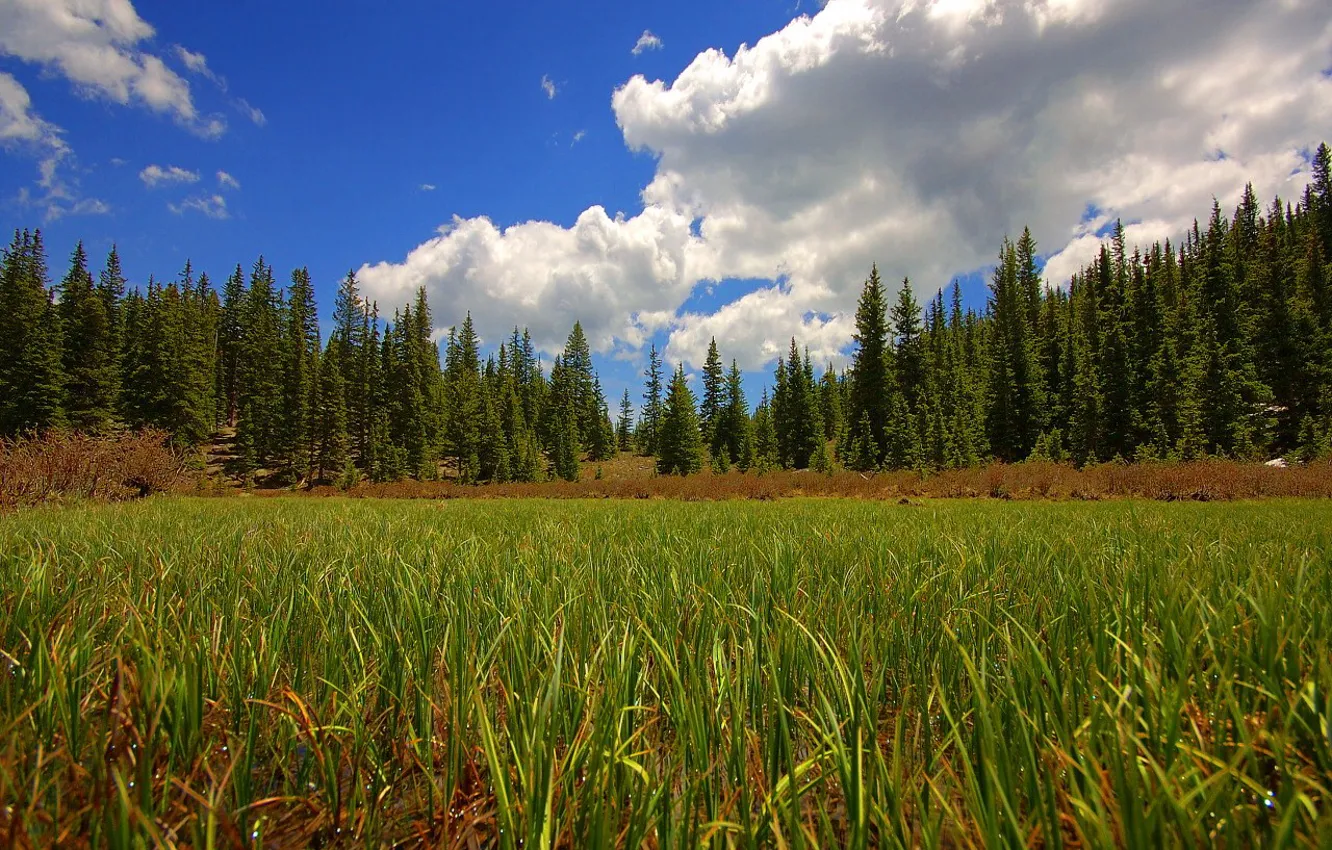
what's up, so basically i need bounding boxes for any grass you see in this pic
[1,497,1331,847]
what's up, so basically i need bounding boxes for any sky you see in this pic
[1,0,1330,410]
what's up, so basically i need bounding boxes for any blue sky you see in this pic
[2,0,1328,411]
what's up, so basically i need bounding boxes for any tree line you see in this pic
[2,144,1330,481]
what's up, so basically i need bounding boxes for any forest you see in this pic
[1,143,1330,485]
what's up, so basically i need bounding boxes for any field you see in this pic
[2,498,1331,848]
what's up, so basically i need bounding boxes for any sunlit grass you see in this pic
[2,497,1331,847]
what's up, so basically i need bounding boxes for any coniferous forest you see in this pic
[2,145,1331,483]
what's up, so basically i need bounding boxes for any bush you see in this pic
[0,429,186,508]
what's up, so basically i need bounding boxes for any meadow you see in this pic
[2,497,1331,848]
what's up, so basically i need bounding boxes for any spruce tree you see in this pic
[217,265,246,428]
[847,265,890,469]
[617,388,635,452]
[312,340,349,481]
[640,344,664,455]
[279,267,320,478]
[58,242,118,432]
[657,365,703,476]
[0,230,66,435]
[236,258,284,466]
[700,337,725,444]
[715,359,752,470]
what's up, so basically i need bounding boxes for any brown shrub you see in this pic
[273,458,1332,503]
[0,429,187,508]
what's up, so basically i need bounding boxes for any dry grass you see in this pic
[0,429,186,509]
[281,457,1332,502]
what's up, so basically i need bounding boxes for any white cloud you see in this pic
[0,71,55,144]
[236,98,266,126]
[173,45,220,87]
[217,170,240,189]
[420,183,437,192]
[361,0,1332,371]
[541,74,558,99]
[0,71,106,221]
[572,129,587,146]
[359,205,703,355]
[0,0,222,133]
[140,164,200,187]
[632,30,664,56]
[168,193,228,219]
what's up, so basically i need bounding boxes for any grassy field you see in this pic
[2,498,1331,848]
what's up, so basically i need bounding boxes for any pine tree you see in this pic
[312,340,349,481]
[773,338,820,468]
[97,245,128,419]
[640,344,664,455]
[279,267,320,478]
[715,359,752,470]
[617,388,635,452]
[0,230,65,435]
[217,265,246,428]
[552,404,581,482]
[752,390,779,470]
[891,277,924,409]
[58,242,118,432]
[236,258,284,466]
[657,365,703,475]
[445,313,483,482]
[699,337,725,444]
[478,382,511,483]
[847,265,890,469]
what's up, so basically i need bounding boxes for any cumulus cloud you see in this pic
[632,30,664,56]
[359,205,702,355]
[541,75,558,99]
[140,164,200,187]
[168,193,228,219]
[361,0,1332,371]
[217,170,240,189]
[420,183,436,192]
[0,0,224,132]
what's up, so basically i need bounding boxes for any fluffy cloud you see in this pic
[0,71,107,221]
[632,30,664,56]
[140,164,200,187]
[217,170,240,189]
[0,0,218,132]
[361,0,1332,371]
[359,205,702,355]
[541,75,558,99]
[168,193,228,219]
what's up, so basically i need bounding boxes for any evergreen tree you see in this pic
[752,390,779,469]
[657,365,703,475]
[236,258,284,466]
[699,337,725,444]
[312,340,349,481]
[279,267,320,478]
[715,360,752,470]
[891,277,924,409]
[847,265,890,469]
[0,230,65,435]
[58,242,118,432]
[217,265,246,427]
[617,388,635,452]
[639,344,664,455]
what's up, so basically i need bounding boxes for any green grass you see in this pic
[2,497,1331,847]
